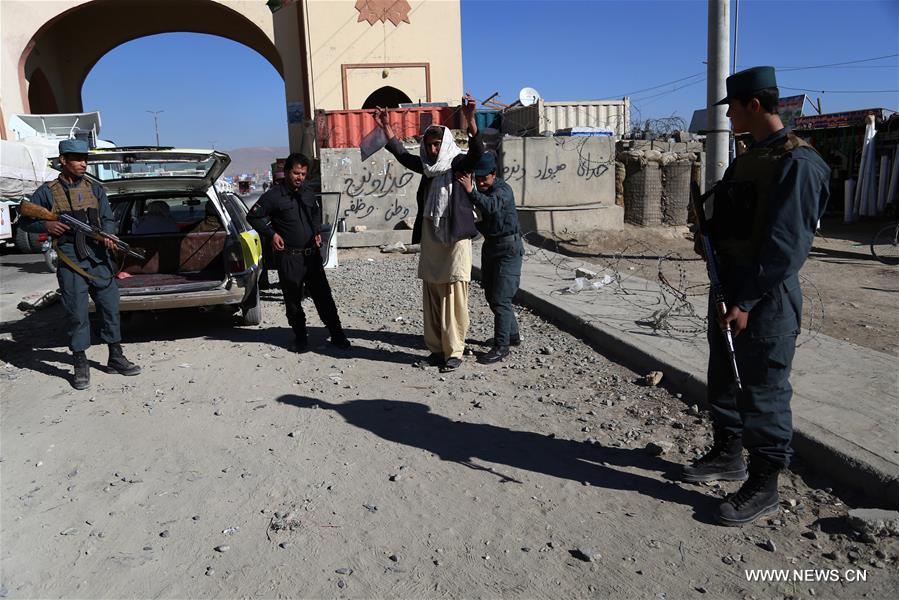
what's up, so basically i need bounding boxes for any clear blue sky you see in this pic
[82,0,899,150]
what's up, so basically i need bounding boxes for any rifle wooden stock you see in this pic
[18,201,57,221]
[18,201,146,260]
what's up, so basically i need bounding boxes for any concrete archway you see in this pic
[26,68,59,114]
[18,0,282,115]
[2,0,464,154]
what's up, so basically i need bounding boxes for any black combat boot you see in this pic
[72,351,90,390]
[329,328,351,350]
[716,456,781,526]
[682,433,747,483]
[106,344,141,376]
[478,345,510,364]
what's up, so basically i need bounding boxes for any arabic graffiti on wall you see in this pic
[499,136,616,207]
[322,150,418,225]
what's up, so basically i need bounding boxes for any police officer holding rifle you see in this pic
[682,67,830,526]
[18,139,141,390]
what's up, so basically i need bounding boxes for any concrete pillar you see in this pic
[272,1,314,157]
[706,0,730,188]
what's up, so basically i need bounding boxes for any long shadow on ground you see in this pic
[277,394,718,523]
[0,304,428,385]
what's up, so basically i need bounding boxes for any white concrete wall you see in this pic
[499,136,617,208]
[322,135,627,235]
[320,146,419,230]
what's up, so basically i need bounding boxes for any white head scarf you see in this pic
[420,126,463,242]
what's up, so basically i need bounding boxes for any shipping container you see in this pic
[501,98,630,138]
[475,110,502,132]
[315,106,461,149]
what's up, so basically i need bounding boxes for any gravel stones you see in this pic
[645,441,674,455]
[847,508,899,537]
[642,371,664,387]
[571,547,600,562]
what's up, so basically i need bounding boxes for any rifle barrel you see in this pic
[691,182,744,392]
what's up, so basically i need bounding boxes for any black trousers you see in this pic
[278,252,342,339]
[481,238,524,345]
[707,314,797,469]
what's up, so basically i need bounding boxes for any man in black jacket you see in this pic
[247,153,350,352]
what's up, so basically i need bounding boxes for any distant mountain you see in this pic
[222,146,289,178]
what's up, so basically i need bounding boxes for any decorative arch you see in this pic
[18,0,282,113]
[361,86,412,110]
[27,68,59,114]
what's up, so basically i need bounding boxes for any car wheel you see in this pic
[241,282,262,326]
[14,227,42,253]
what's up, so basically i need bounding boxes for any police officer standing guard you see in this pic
[19,139,141,390]
[682,67,830,526]
[247,153,350,352]
[457,152,524,364]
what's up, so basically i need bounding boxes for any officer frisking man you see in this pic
[456,151,524,364]
[682,67,830,526]
[18,139,141,390]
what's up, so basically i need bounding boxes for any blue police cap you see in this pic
[474,152,497,177]
[715,66,777,105]
[59,138,89,155]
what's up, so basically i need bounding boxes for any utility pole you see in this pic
[732,0,740,74]
[706,0,730,189]
[146,110,163,146]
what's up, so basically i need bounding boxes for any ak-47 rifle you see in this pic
[18,201,146,260]
[690,182,743,391]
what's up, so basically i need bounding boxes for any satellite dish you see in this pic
[519,87,541,107]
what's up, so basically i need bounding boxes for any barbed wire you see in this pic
[517,229,825,347]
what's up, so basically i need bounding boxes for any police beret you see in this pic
[715,66,777,105]
[59,139,89,155]
[474,152,497,177]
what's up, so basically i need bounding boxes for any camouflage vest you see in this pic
[48,178,99,215]
[710,133,815,263]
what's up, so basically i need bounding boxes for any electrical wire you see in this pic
[780,86,899,94]
[775,53,899,72]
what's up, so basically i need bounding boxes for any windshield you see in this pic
[85,152,221,182]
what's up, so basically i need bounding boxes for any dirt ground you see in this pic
[539,217,899,357]
[1,252,897,599]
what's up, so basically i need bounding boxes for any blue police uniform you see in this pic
[20,155,121,353]
[466,153,524,362]
[684,66,830,526]
[706,128,830,468]
[18,139,139,388]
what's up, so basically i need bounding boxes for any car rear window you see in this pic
[86,153,219,182]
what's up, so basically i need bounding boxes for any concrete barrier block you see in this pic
[499,136,616,208]
[517,204,624,234]
[320,148,418,231]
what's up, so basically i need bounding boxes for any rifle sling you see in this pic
[52,239,117,282]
